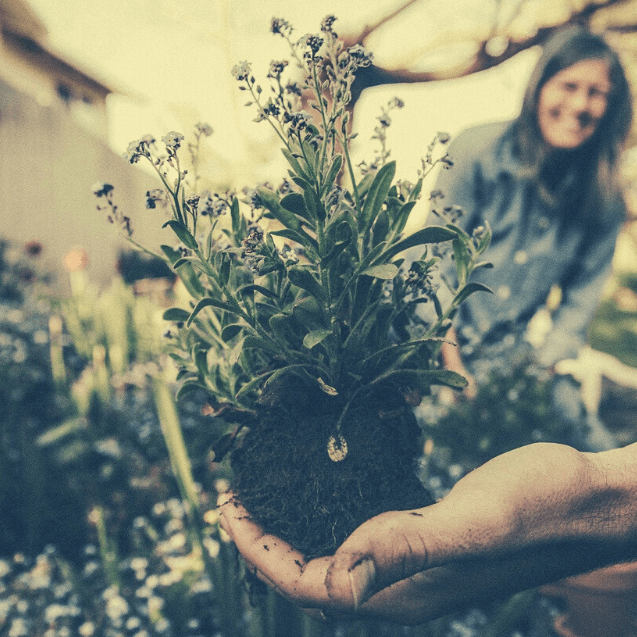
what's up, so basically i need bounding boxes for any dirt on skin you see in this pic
[230,377,435,560]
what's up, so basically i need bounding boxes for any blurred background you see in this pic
[1,1,637,635]
[1,0,617,290]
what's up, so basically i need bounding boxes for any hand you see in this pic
[218,443,637,624]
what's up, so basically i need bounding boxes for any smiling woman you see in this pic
[435,25,633,453]
[537,58,611,149]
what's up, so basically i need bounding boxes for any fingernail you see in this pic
[348,558,376,609]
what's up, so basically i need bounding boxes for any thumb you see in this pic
[326,551,377,609]
[324,510,432,609]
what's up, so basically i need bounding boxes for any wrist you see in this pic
[586,443,637,549]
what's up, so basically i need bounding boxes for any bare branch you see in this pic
[342,0,428,47]
[347,0,635,104]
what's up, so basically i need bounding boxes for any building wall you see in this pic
[0,78,170,295]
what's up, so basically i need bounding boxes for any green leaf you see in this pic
[446,222,471,242]
[160,244,180,262]
[321,237,350,268]
[258,188,302,232]
[320,154,343,196]
[293,296,326,331]
[152,379,200,509]
[361,264,399,280]
[383,226,457,261]
[291,175,312,192]
[235,370,273,402]
[269,228,318,252]
[162,220,198,250]
[375,368,468,389]
[36,417,87,446]
[176,381,207,401]
[281,193,315,226]
[172,257,197,270]
[230,197,242,239]
[409,177,423,202]
[237,284,279,299]
[372,208,390,248]
[243,335,280,354]
[357,241,387,272]
[432,293,444,319]
[425,369,469,388]
[303,329,331,350]
[288,266,326,302]
[282,147,310,180]
[391,200,417,237]
[194,348,208,377]
[187,297,236,326]
[221,324,244,341]
[163,308,191,322]
[453,236,470,287]
[359,161,396,233]
[454,282,493,306]
[160,245,205,297]
[269,313,303,348]
[264,365,310,388]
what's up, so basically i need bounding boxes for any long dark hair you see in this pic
[511,26,632,222]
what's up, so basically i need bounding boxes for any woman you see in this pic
[433,25,633,451]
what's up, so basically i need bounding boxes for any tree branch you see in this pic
[347,0,635,104]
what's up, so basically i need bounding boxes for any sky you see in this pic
[26,0,539,187]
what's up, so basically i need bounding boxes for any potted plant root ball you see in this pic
[96,16,492,560]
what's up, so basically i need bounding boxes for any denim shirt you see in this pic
[430,121,625,367]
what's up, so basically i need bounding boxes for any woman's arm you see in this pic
[538,203,625,368]
[218,442,637,624]
[440,326,477,398]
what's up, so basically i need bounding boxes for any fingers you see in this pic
[217,492,333,608]
[324,508,437,609]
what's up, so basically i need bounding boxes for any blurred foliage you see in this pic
[590,272,637,368]
[421,354,575,492]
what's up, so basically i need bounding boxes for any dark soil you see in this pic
[230,377,435,560]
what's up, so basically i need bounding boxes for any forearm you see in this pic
[580,442,637,552]
[439,442,637,557]
[351,443,637,624]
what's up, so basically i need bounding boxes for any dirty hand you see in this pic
[218,443,637,624]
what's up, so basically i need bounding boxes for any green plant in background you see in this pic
[31,259,250,636]
[590,271,637,368]
[0,240,88,558]
[420,354,576,489]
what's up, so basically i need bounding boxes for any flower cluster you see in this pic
[161,131,185,153]
[267,60,288,79]
[405,258,439,300]
[145,189,167,210]
[92,182,132,237]
[197,191,230,217]
[423,131,452,169]
[96,124,216,241]
[241,224,265,272]
[123,135,156,165]
[270,17,292,37]
[231,61,251,82]
[360,97,406,173]
[232,15,374,144]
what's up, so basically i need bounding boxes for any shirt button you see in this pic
[497,285,511,300]
[514,250,528,264]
